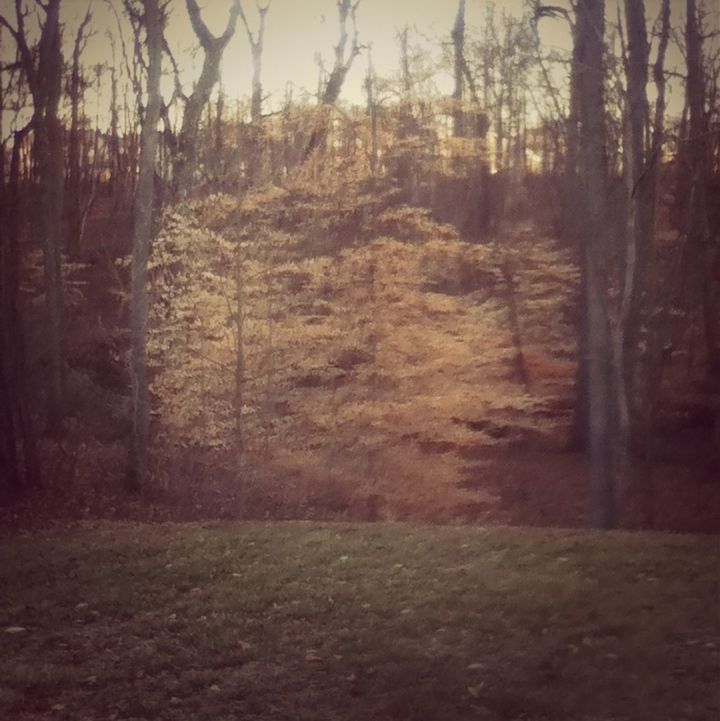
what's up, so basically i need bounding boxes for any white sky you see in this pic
[0,0,712,131]
[69,0,575,113]
[193,0,536,105]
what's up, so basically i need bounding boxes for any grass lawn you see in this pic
[0,521,718,721]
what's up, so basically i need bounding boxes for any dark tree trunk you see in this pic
[567,16,586,452]
[0,0,70,434]
[575,0,617,529]
[304,0,361,158]
[173,0,240,196]
[34,0,66,435]
[452,0,466,137]
[685,0,719,379]
[66,8,92,258]
[685,0,720,473]
[0,125,40,503]
[108,37,121,205]
[638,0,671,526]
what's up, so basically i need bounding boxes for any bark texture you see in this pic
[575,0,617,529]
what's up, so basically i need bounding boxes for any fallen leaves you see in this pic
[304,649,323,663]
[467,683,485,698]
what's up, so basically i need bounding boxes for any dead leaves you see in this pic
[304,649,323,664]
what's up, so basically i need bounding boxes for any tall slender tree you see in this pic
[451,0,466,137]
[1,0,66,435]
[635,0,671,525]
[127,0,165,492]
[684,0,719,378]
[574,0,617,528]
[66,7,92,258]
[0,121,39,503]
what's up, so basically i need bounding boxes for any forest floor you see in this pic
[1,522,718,721]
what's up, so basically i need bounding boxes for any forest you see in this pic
[0,1,719,720]
[1,0,719,531]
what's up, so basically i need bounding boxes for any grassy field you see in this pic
[0,521,718,721]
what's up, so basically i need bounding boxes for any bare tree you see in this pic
[239,0,271,124]
[304,0,362,157]
[451,0,466,137]
[364,44,378,172]
[0,121,40,502]
[173,0,240,196]
[66,6,92,258]
[574,0,617,528]
[127,0,165,492]
[1,0,66,434]
[608,0,652,468]
[684,0,719,379]
[237,0,271,184]
[630,0,671,525]
[684,0,720,476]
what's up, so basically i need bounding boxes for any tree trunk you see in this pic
[685,0,720,473]
[238,1,269,124]
[638,0,670,526]
[615,0,652,446]
[34,0,66,435]
[451,0,465,137]
[66,9,91,258]
[685,0,720,379]
[365,47,378,173]
[0,125,40,503]
[127,0,163,492]
[173,0,240,196]
[567,16,585,451]
[575,0,617,529]
[304,0,361,158]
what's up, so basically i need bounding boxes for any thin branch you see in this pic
[162,35,185,101]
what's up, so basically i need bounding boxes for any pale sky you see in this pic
[0,0,713,131]
[82,0,697,115]
[80,0,539,111]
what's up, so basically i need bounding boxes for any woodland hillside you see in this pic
[1,0,719,533]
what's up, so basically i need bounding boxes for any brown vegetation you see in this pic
[1,0,718,534]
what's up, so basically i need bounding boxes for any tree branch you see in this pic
[186,0,240,51]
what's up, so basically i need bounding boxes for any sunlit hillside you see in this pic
[131,177,715,532]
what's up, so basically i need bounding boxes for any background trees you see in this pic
[0,0,717,532]
[1,0,66,434]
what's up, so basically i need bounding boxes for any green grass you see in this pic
[0,522,718,721]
